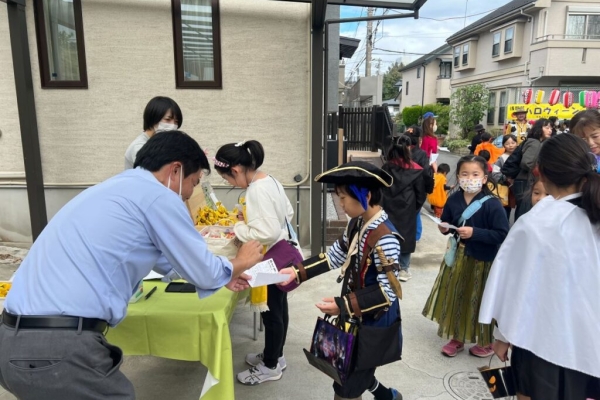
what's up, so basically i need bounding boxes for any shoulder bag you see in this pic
[444,195,494,267]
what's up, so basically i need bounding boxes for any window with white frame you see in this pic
[498,91,507,124]
[454,46,460,68]
[462,43,469,65]
[487,92,496,124]
[439,61,451,78]
[504,27,514,53]
[492,32,501,57]
[566,13,600,40]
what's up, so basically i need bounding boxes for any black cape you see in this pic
[381,162,427,254]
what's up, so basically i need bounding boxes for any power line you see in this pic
[389,7,498,21]
[373,47,452,56]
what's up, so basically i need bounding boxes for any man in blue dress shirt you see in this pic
[0,131,262,399]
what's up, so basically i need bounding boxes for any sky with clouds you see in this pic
[340,0,513,81]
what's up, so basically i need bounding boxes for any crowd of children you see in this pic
[122,100,599,400]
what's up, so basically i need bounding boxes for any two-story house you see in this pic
[399,43,452,113]
[448,0,600,131]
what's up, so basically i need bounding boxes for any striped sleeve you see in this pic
[327,227,348,270]
[373,234,401,302]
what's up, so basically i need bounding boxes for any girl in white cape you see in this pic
[479,134,600,400]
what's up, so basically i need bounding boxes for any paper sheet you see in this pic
[429,153,439,165]
[425,214,458,230]
[246,259,290,287]
[143,271,164,281]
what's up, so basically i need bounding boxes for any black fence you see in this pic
[326,104,394,152]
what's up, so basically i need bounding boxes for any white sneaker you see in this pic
[245,352,287,371]
[237,362,282,385]
[398,270,412,282]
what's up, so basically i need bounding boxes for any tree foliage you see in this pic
[382,62,404,101]
[399,103,450,135]
[450,84,491,139]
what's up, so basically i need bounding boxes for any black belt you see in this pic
[1,310,108,333]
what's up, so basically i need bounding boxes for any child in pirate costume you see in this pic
[279,161,404,400]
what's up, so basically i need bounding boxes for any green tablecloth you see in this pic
[107,281,245,400]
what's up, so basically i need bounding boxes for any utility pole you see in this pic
[365,7,374,77]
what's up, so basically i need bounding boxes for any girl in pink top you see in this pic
[421,112,438,172]
[421,112,438,157]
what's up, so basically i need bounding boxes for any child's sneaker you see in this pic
[237,362,282,385]
[391,388,403,400]
[469,344,494,358]
[376,388,403,400]
[245,352,287,371]
[398,270,412,282]
[441,339,464,357]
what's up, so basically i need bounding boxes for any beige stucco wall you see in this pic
[451,21,532,88]
[0,0,310,186]
[0,6,23,179]
[399,62,440,113]
[0,0,311,243]
[399,68,417,112]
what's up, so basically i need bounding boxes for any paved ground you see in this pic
[0,151,505,400]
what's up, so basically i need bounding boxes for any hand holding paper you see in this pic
[247,259,291,287]
[425,214,458,230]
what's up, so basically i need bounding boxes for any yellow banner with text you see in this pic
[506,103,586,121]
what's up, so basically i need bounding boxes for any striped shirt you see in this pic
[327,211,401,302]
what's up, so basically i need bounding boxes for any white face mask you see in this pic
[433,124,438,133]
[459,178,483,194]
[167,164,184,201]
[155,122,178,133]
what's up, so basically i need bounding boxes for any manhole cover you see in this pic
[444,371,494,400]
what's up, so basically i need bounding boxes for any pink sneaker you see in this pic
[469,344,494,358]
[441,339,464,357]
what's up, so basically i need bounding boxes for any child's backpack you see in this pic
[501,140,526,179]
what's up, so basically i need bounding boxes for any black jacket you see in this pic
[411,147,434,194]
[382,161,427,254]
[470,134,483,154]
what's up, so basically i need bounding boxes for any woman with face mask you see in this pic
[124,96,183,170]
[422,155,509,359]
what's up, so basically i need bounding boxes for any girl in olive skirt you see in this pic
[422,155,509,358]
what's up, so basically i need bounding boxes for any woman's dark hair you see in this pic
[502,134,517,146]
[143,96,183,131]
[422,116,436,138]
[410,125,422,137]
[134,131,209,177]
[335,184,382,207]
[538,134,600,224]
[529,118,551,141]
[386,135,412,166]
[437,163,450,174]
[481,132,492,142]
[569,109,587,131]
[456,155,497,196]
[214,140,265,176]
[479,150,491,162]
[408,125,422,147]
[572,109,600,138]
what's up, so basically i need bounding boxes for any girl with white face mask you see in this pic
[124,96,183,170]
[422,155,509,359]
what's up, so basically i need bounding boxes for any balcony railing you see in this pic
[533,34,600,43]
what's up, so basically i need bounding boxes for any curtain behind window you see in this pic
[44,0,80,81]
[180,0,215,82]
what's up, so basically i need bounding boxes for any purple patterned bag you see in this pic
[264,239,303,292]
